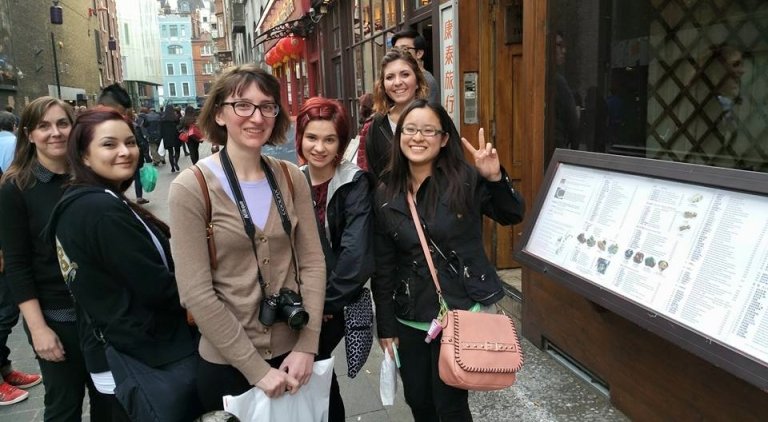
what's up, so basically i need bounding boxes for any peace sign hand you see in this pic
[461,128,502,182]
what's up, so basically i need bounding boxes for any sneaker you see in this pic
[0,382,28,405]
[136,198,150,205]
[3,370,42,389]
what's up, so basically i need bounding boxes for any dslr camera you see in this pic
[259,288,309,331]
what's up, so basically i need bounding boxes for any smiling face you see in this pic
[215,82,276,151]
[301,120,340,172]
[399,107,448,168]
[383,59,419,107]
[29,105,72,166]
[83,119,139,186]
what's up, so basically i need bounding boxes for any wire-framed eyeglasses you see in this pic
[220,101,280,118]
[401,126,444,137]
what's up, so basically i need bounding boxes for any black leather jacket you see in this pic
[303,161,375,314]
[371,167,525,338]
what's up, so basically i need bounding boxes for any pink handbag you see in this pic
[407,192,522,391]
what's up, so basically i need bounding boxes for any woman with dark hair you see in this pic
[295,97,374,421]
[168,64,326,411]
[181,105,202,164]
[48,108,200,421]
[371,100,525,421]
[357,49,428,182]
[161,104,182,172]
[0,97,112,420]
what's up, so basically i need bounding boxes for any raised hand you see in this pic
[461,128,502,181]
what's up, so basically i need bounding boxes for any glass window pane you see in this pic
[546,0,768,173]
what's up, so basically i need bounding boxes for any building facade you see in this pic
[159,14,198,106]
[0,0,114,108]
[117,0,163,109]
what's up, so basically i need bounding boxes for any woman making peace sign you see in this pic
[370,100,525,421]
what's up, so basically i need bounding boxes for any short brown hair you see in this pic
[197,64,290,146]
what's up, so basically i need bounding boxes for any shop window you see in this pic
[547,0,768,173]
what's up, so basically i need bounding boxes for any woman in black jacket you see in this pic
[0,97,113,420]
[48,108,200,421]
[296,97,374,422]
[161,104,182,172]
[357,49,428,182]
[371,100,525,421]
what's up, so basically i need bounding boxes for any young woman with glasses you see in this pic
[168,64,326,411]
[371,99,525,421]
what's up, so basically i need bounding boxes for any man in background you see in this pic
[0,111,15,172]
[391,28,440,104]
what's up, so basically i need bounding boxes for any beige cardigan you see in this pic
[168,154,326,385]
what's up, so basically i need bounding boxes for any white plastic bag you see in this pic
[343,136,360,164]
[379,351,397,406]
[157,140,166,157]
[223,357,335,422]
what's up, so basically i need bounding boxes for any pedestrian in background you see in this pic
[0,97,111,420]
[371,100,525,421]
[144,108,165,166]
[161,104,181,173]
[181,105,202,164]
[49,108,201,421]
[0,111,16,171]
[168,64,326,411]
[358,48,429,182]
[295,97,375,421]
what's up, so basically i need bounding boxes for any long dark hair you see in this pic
[383,99,474,217]
[67,108,170,236]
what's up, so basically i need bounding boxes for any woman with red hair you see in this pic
[296,97,374,422]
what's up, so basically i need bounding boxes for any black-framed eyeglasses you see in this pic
[402,126,444,137]
[220,101,280,118]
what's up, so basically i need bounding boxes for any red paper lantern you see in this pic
[283,36,305,58]
[265,48,281,67]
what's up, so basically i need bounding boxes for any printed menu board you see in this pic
[524,163,768,366]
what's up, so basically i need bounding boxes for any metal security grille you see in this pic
[646,0,768,172]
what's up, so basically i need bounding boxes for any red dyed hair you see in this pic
[295,97,350,162]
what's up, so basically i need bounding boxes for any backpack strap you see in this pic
[190,165,216,270]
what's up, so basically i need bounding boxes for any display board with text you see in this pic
[516,150,768,389]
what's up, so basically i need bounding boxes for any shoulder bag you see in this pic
[407,191,522,391]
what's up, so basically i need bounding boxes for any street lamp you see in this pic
[50,0,63,99]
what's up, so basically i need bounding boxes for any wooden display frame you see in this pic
[515,149,768,389]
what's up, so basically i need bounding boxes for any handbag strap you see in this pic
[406,191,443,299]
[191,165,217,270]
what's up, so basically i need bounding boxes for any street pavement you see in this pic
[0,143,628,421]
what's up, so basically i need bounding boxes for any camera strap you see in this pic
[219,148,301,296]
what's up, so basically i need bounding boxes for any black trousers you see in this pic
[169,146,181,170]
[317,313,346,422]
[0,273,19,370]
[197,352,290,412]
[24,320,113,422]
[188,139,200,164]
[397,322,473,422]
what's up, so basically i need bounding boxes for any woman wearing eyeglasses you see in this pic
[168,64,325,411]
[357,49,428,183]
[371,100,525,421]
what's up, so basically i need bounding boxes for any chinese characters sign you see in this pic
[440,2,459,124]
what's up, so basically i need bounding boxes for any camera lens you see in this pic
[285,308,310,331]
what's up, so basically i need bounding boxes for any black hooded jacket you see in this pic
[47,186,196,370]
